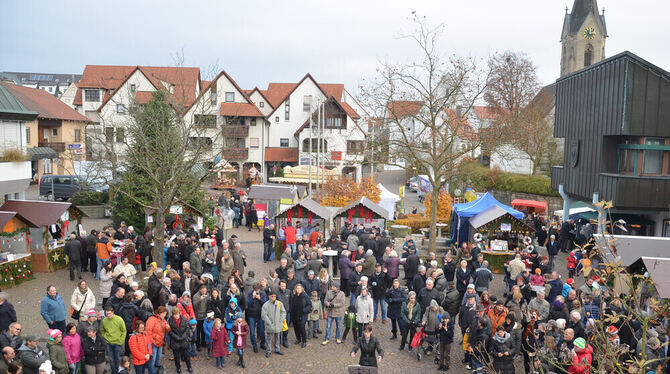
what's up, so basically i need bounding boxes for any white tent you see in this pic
[377,183,400,220]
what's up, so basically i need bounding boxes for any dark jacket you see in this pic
[0,331,21,350]
[442,288,461,319]
[442,260,456,282]
[86,234,98,253]
[263,228,274,244]
[245,291,267,319]
[82,335,106,365]
[17,342,48,374]
[404,254,420,281]
[417,287,443,314]
[547,278,563,303]
[207,297,226,320]
[338,257,355,280]
[370,271,391,300]
[439,323,454,344]
[0,301,17,332]
[351,335,384,367]
[411,273,426,293]
[147,273,162,308]
[168,316,190,350]
[456,268,471,293]
[490,332,515,374]
[289,292,311,323]
[118,302,139,333]
[400,301,421,326]
[64,238,82,262]
[546,240,559,256]
[385,287,406,320]
[301,277,321,297]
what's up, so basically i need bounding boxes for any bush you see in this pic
[71,191,109,206]
[0,149,27,162]
[393,214,450,234]
[457,160,559,197]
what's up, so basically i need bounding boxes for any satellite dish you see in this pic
[454,188,462,197]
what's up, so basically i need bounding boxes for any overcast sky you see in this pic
[1,0,667,94]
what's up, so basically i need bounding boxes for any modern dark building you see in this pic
[551,51,670,237]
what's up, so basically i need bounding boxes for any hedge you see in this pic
[457,161,559,197]
[393,214,450,234]
[71,191,109,205]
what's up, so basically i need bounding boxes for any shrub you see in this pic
[393,214,450,234]
[456,160,559,197]
[71,191,109,206]
[0,148,27,162]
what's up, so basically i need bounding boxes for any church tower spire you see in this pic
[560,0,608,76]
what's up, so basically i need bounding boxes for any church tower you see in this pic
[560,0,608,76]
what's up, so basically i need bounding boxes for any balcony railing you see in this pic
[221,125,249,137]
[38,142,66,152]
[221,147,248,160]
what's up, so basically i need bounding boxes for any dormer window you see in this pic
[130,84,136,93]
[210,89,217,105]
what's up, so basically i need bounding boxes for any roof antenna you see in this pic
[565,6,569,14]
[601,7,605,16]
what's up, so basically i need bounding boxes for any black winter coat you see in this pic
[168,316,190,350]
[64,238,82,262]
[404,254,420,281]
[385,287,406,320]
[82,335,106,365]
[370,271,391,300]
[490,333,515,374]
[0,301,17,332]
[289,292,311,323]
[351,335,384,367]
[207,297,226,320]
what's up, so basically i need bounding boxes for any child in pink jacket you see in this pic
[62,323,84,371]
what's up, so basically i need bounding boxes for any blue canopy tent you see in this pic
[451,192,524,245]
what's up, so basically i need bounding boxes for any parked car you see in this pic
[39,175,83,201]
[407,177,419,192]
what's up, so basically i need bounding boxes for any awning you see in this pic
[332,197,389,221]
[641,257,670,299]
[0,200,87,227]
[275,198,332,221]
[511,199,548,212]
[27,147,58,160]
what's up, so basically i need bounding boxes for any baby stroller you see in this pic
[410,327,440,363]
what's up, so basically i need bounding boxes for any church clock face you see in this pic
[583,27,596,40]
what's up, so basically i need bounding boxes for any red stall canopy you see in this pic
[511,199,548,213]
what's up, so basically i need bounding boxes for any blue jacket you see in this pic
[203,318,214,343]
[546,241,560,256]
[40,293,66,323]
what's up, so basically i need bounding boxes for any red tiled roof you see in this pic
[73,85,82,105]
[341,102,361,120]
[473,106,509,120]
[443,108,477,141]
[78,65,136,89]
[246,87,274,109]
[387,101,423,118]
[1,83,89,122]
[265,83,297,108]
[134,91,154,104]
[265,147,298,162]
[139,66,201,107]
[220,102,263,117]
[200,80,211,92]
[320,83,344,102]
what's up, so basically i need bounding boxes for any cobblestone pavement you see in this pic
[8,220,573,373]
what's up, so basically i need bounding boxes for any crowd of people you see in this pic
[0,208,667,374]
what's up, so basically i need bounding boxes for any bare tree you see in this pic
[360,15,496,251]
[484,51,555,174]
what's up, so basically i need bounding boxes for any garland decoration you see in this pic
[0,257,34,288]
[0,228,29,238]
[48,247,68,272]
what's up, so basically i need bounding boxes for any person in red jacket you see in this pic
[569,337,593,374]
[177,293,196,321]
[145,306,170,373]
[128,320,152,374]
[285,223,297,254]
[231,316,249,368]
[211,318,231,369]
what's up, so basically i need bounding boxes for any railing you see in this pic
[38,142,66,152]
[221,148,248,160]
[221,125,249,137]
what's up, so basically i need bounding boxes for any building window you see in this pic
[303,138,327,153]
[130,84,136,93]
[259,102,264,108]
[225,92,235,102]
[275,116,279,123]
[347,140,364,154]
[280,138,289,148]
[584,44,593,67]
[25,128,30,143]
[52,128,58,136]
[194,114,217,127]
[84,89,100,102]
[326,117,343,129]
[284,97,290,120]
[250,118,257,126]
[618,148,636,174]
[105,127,114,143]
[642,137,664,174]
[303,95,312,112]
[117,104,127,114]
[225,138,245,148]
[210,89,217,105]
[116,128,125,143]
[188,137,213,149]
[250,137,259,149]
[74,129,81,142]
[43,159,52,174]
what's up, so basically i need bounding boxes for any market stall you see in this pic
[0,211,35,288]
[249,183,303,226]
[0,200,87,273]
[274,198,332,258]
[468,205,535,273]
[451,192,524,246]
[332,197,389,232]
[211,159,238,190]
[377,183,399,220]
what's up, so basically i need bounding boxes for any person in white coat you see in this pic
[355,287,374,339]
[70,280,96,322]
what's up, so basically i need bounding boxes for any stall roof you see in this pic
[333,197,389,220]
[641,257,670,299]
[453,192,523,219]
[0,211,17,229]
[594,234,670,267]
[276,198,332,220]
[511,199,548,212]
[248,184,299,201]
[469,205,533,230]
[553,201,595,219]
[0,200,86,227]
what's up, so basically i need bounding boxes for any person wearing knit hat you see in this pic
[87,308,97,317]
[573,337,586,350]
[48,328,63,340]
[570,336,593,373]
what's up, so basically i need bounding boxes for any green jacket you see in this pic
[47,341,68,374]
[400,301,422,325]
[100,315,126,346]
[344,311,357,329]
